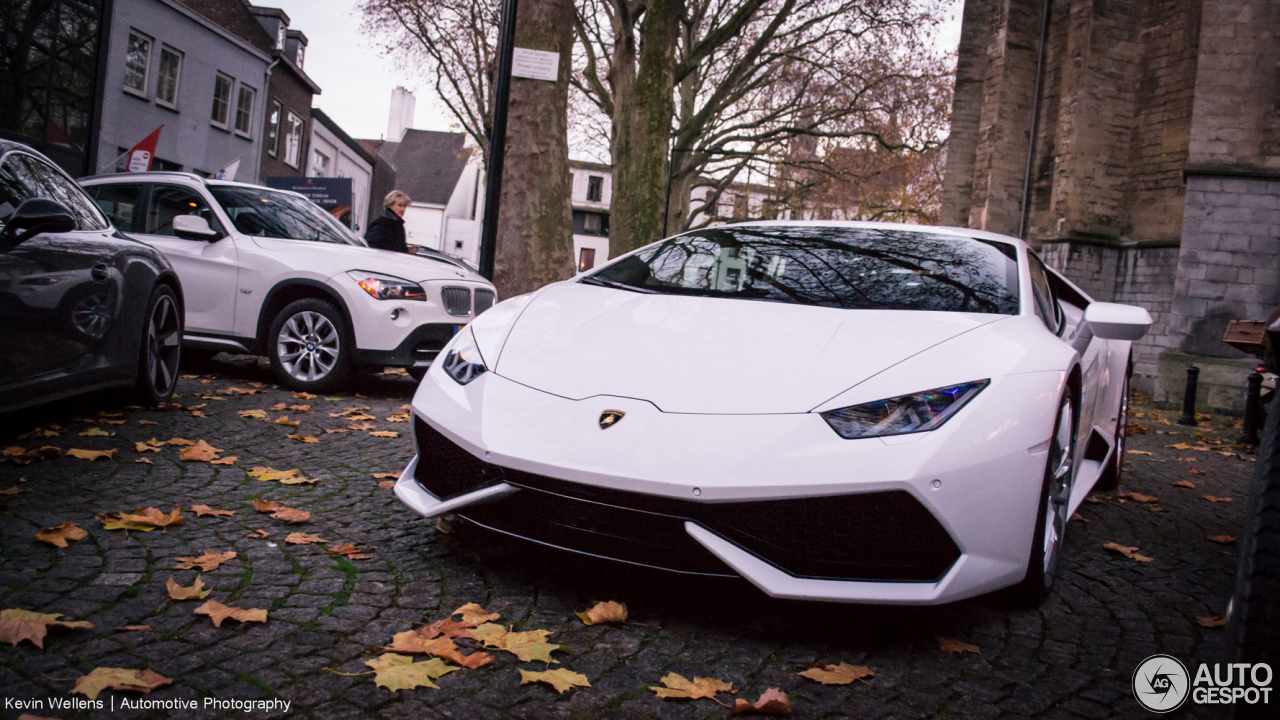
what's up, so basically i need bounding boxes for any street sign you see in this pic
[266,177,354,227]
[511,48,559,81]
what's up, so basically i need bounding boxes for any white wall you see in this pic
[403,204,444,248]
[307,121,373,232]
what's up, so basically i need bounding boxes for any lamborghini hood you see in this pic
[490,283,1006,414]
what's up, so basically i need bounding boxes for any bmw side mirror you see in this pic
[173,215,222,241]
[1083,302,1153,341]
[0,198,76,247]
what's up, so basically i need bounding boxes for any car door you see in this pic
[1029,253,1105,442]
[0,151,125,392]
[133,183,237,335]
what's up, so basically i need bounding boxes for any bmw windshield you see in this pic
[583,225,1020,315]
[210,186,365,246]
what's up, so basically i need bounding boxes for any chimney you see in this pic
[387,87,416,142]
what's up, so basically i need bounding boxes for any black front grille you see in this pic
[440,287,471,316]
[412,419,961,582]
[474,289,495,315]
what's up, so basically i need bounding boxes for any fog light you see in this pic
[390,308,401,321]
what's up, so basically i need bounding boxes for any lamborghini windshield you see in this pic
[583,226,1020,315]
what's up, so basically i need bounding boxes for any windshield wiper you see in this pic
[578,275,658,294]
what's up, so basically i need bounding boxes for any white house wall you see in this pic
[307,121,373,232]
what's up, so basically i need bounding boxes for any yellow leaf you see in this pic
[246,529,270,539]
[1207,534,1237,544]
[71,667,171,700]
[120,625,153,631]
[937,637,981,654]
[387,631,495,667]
[35,521,86,548]
[174,550,237,571]
[191,505,234,517]
[0,609,93,647]
[468,622,565,663]
[118,507,183,528]
[1165,443,1194,450]
[365,654,457,692]
[79,427,110,436]
[732,688,792,716]
[166,576,210,600]
[274,415,299,426]
[193,600,267,628]
[96,513,155,531]
[328,542,369,558]
[237,409,268,419]
[247,466,308,483]
[285,532,328,545]
[520,668,591,694]
[650,673,734,700]
[349,422,375,430]
[576,601,628,625]
[371,472,399,479]
[179,440,222,462]
[286,434,319,443]
[1204,495,1233,503]
[165,437,195,446]
[210,456,238,465]
[1103,542,1153,562]
[324,428,348,434]
[67,449,115,461]
[454,603,500,625]
[797,663,874,685]
[369,431,400,438]
[293,391,317,399]
[134,441,161,453]
[272,507,311,523]
[1172,480,1196,488]
[1126,450,1152,455]
[135,457,152,465]
[379,481,395,489]
[289,404,312,413]
[1119,492,1159,503]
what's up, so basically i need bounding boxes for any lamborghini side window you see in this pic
[1028,254,1062,334]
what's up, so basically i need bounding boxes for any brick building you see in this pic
[244,6,319,180]
[942,0,1280,410]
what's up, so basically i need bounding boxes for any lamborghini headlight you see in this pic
[441,328,487,385]
[820,380,989,439]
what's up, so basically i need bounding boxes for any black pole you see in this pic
[477,0,520,282]
[1178,364,1201,425]
[661,137,675,239]
[1239,369,1263,445]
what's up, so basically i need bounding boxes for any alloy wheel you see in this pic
[277,310,340,382]
[146,294,180,394]
[1044,399,1075,576]
[72,292,111,339]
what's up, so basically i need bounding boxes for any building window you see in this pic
[296,45,305,68]
[586,175,603,202]
[266,100,282,156]
[578,248,596,272]
[313,149,330,177]
[276,24,286,50]
[211,73,233,127]
[155,47,181,107]
[235,85,255,136]
[583,213,602,233]
[123,31,152,95]
[283,111,304,167]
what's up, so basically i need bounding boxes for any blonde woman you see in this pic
[365,190,411,253]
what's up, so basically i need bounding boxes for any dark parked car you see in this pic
[0,140,183,412]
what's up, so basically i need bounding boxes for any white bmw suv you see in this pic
[79,172,496,392]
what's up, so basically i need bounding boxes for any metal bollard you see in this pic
[1238,368,1262,445]
[1178,365,1201,425]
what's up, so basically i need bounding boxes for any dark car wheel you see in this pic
[1094,360,1131,492]
[134,284,182,405]
[1012,392,1076,607]
[267,298,351,392]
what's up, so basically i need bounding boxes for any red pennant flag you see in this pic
[126,125,164,172]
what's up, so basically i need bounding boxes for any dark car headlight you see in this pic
[820,380,989,439]
[442,328,487,385]
[348,271,425,301]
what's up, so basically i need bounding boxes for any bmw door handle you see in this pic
[92,263,110,282]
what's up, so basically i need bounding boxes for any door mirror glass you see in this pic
[1084,302,1153,341]
[173,214,220,241]
[0,198,76,246]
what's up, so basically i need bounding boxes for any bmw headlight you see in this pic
[820,380,989,439]
[348,271,425,301]
[442,328,487,385]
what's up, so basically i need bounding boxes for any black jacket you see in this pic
[364,209,407,253]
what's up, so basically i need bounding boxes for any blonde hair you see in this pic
[384,190,411,208]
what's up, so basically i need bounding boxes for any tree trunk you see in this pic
[492,0,576,297]
[609,0,681,257]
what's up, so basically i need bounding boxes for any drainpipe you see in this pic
[1018,0,1053,240]
[255,58,280,184]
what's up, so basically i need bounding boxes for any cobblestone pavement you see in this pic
[0,355,1258,719]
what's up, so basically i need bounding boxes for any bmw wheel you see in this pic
[267,298,351,392]
[1014,392,1077,606]
[134,284,182,406]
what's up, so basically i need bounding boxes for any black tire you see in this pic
[1012,391,1077,607]
[1094,360,1132,492]
[134,284,182,406]
[266,298,351,393]
[1224,389,1280,720]
[408,366,429,382]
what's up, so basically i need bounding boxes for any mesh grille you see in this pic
[413,417,502,498]
[440,287,471,316]
[474,289,495,315]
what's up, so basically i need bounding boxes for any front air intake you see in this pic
[440,287,471,316]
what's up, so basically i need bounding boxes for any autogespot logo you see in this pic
[1133,654,1190,713]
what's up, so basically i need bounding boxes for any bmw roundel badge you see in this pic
[598,410,625,430]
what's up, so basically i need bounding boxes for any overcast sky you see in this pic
[274,0,964,145]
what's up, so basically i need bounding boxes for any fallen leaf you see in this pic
[1103,542,1153,562]
[165,438,195,446]
[210,456,238,466]
[134,441,162,453]
[381,367,408,376]
[191,505,234,517]
[324,428,348,434]
[96,513,155,531]
[1126,450,1152,455]
[67,449,115,461]
[1189,467,1206,476]
[0,609,93,647]
[370,431,400,438]
[1166,443,1194,450]
[71,667,171,700]
[1204,495,1233,503]
[179,440,222,462]
[118,507,183,528]
[247,466,315,484]
[272,507,311,523]
[247,381,265,388]
[388,632,495,667]
[1069,512,1089,522]
[386,412,410,423]
[0,485,23,495]
[378,481,395,489]
[1084,495,1103,504]
[121,625,153,631]
[1172,480,1196,488]
[1207,534,1237,544]
[247,529,270,539]
[252,499,279,512]
[1127,423,1148,435]
[471,623,566,663]
[238,409,268,419]
[285,532,328,545]
[521,668,591,694]
[577,601,628,625]
[650,672,734,700]
[293,392,317,399]
[189,410,206,418]
[937,637,981,655]
[348,413,377,421]
[166,576,210,600]
[138,420,157,425]
[289,404,312,413]
[286,434,319,443]
[1196,615,1227,628]
[217,387,259,395]
[101,419,127,425]
[135,457,152,465]
[194,600,267,628]
[328,542,369,558]
[174,550,237,571]
[274,415,299,426]
[732,688,792,716]
[79,427,110,437]
[454,603,500,626]
[1177,457,1199,462]
[372,472,399,479]
[349,422,375,430]
[420,618,479,640]
[797,663,874,685]
[35,521,86,547]
[365,653,457,692]
[1119,492,1159,503]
